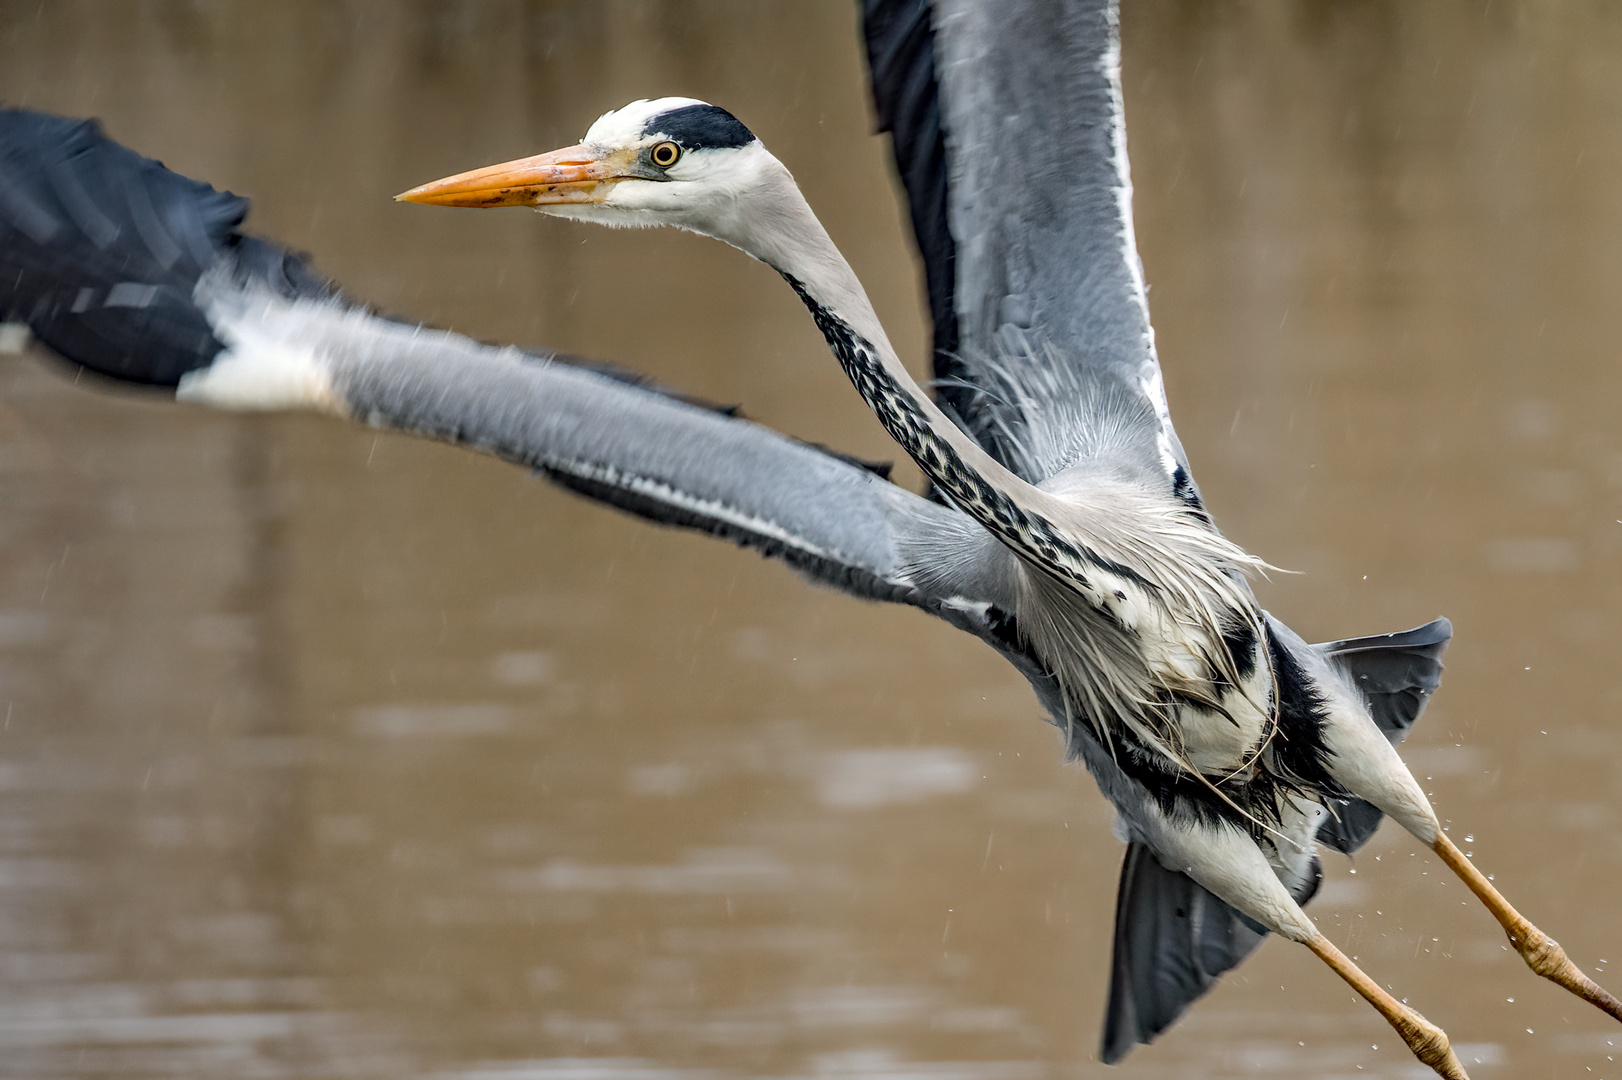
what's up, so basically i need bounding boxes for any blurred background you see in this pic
[2,2,1621,1077]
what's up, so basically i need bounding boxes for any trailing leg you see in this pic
[1302,931,1468,1080]
[1140,816,1469,1079]
[1431,831,1622,1021]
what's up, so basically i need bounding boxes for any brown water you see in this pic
[2,3,1620,1078]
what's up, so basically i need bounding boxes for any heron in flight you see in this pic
[0,1,1613,1075]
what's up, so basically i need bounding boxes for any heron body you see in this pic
[401,85,1446,947]
[4,1,1619,1076]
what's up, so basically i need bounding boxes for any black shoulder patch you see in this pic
[643,104,756,151]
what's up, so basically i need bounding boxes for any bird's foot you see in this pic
[1431,832,1622,1022]
[1392,1009,1470,1080]
[1510,925,1622,1022]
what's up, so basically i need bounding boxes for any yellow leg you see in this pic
[1303,932,1469,1080]
[1432,832,1622,1020]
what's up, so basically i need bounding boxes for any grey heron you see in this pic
[0,0,1610,1076]
[387,7,1620,1078]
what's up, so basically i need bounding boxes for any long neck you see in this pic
[733,170,1278,730]
[742,175,1112,589]
[716,166,1276,750]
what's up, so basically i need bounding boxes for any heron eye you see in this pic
[650,141,681,168]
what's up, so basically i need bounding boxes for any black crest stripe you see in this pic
[642,104,755,151]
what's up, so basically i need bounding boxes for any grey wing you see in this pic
[213,287,992,613]
[0,105,999,619]
[863,0,1190,495]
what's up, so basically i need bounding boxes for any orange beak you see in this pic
[395,144,634,209]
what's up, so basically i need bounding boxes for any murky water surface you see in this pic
[3,3,1622,1078]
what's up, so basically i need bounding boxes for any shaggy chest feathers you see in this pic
[1004,487,1344,834]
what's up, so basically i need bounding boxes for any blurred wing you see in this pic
[863,0,1190,495]
[0,109,327,382]
[0,106,992,617]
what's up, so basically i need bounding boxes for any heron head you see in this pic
[396,97,784,245]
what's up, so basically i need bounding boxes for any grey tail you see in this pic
[1315,617,1452,854]
[1099,843,1319,1064]
[0,107,328,386]
[1100,617,1451,1062]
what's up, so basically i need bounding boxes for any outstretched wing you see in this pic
[863,0,1189,494]
[0,106,996,620]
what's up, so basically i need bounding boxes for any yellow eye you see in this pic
[650,141,680,168]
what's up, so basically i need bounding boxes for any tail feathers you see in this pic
[0,107,326,385]
[1100,842,1321,1063]
[1315,616,1452,854]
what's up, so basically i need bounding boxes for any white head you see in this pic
[398,97,795,255]
[400,96,880,347]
